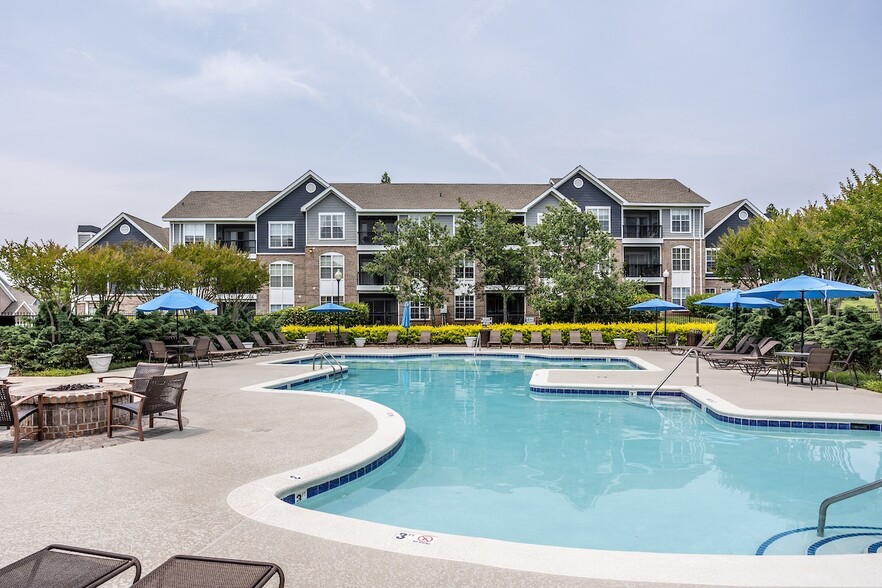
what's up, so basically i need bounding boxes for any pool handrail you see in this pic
[312,352,343,375]
[817,477,882,536]
[648,347,701,405]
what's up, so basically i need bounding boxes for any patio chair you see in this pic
[338,332,351,346]
[377,331,398,347]
[98,362,166,394]
[548,330,564,348]
[787,347,836,390]
[263,331,296,351]
[417,330,432,346]
[144,340,181,364]
[208,338,240,361]
[182,336,213,367]
[590,331,611,349]
[322,332,338,347]
[830,349,859,389]
[130,554,284,587]
[251,332,281,353]
[635,332,656,350]
[487,330,502,348]
[510,331,524,347]
[305,332,320,347]
[216,334,250,358]
[0,384,44,454]
[276,331,296,346]
[730,340,783,379]
[568,330,586,348]
[107,372,188,441]
[696,334,733,357]
[0,544,141,587]
[528,331,544,348]
[707,339,779,370]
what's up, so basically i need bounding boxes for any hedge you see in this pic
[281,322,716,346]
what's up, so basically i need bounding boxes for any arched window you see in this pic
[268,262,294,312]
[319,253,345,304]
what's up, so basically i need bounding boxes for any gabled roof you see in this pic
[0,274,38,316]
[331,183,549,211]
[601,179,710,205]
[163,191,278,220]
[79,212,169,250]
[704,199,767,236]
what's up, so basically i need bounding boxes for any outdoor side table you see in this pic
[774,351,809,384]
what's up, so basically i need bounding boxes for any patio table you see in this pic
[165,343,195,368]
[774,351,809,384]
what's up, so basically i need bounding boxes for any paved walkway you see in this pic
[3,347,882,587]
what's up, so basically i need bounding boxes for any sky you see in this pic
[1,0,881,246]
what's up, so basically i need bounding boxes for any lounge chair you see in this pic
[635,332,656,350]
[510,331,524,347]
[830,349,858,389]
[708,339,780,372]
[0,544,142,587]
[216,334,250,358]
[265,331,297,351]
[417,330,432,346]
[131,554,284,587]
[338,332,351,346]
[107,372,188,442]
[231,333,267,356]
[787,347,836,389]
[98,362,167,393]
[305,332,320,347]
[528,331,544,348]
[487,330,502,348]
[208,338,240,361]
[708,335,755,355]
[695,334,733,357]
[251,332,281,353]
[567,330,586,348]
[548,330,564,348]
[0,383,43,454]
[378,331,398,347]
[590,331,611,349]
[322,332,338,347]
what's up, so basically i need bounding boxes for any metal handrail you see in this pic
[817,478,882,536]
[648,348,701,405]
[312,352,343,375]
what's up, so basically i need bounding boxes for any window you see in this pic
[269,222,294,248]
[456,258,475,280]
[454,295,475,321]
[535,212,544,225]
[319,253,344,279]
[411,301,430,321]
[585,206,611,232]
[268,262,294,312]
[704,288,717,294]
[319,213,345,240]
[183,223,205,244]
[672,286,690,306]
[672,246,691,272]
[320,296,343,304]
[671,209,691,233]
[706,248,717,274]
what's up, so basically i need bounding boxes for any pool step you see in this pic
[757,526,882,555]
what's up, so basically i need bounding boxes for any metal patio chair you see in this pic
[0,544,141,588]
[107,372,188,441]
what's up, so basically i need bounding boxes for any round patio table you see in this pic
[774,351,809,384]
[11,383,132,439]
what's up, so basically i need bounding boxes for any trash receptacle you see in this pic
[686,330,702,347]
[479,329,491,347]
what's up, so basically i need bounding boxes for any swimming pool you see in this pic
[277,355,882,555]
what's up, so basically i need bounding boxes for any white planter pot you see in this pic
[354,337,367,348]
[86,353,113,374]
[613,338,628,350]
[465,336,478,348]
[0,364,11,379]
[242,342,254,349]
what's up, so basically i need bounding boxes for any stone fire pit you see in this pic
[12,382,132,439]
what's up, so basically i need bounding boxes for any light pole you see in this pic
[662,269,670,338]
[334,269,343,337]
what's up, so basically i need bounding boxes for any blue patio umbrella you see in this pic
[628,298,686,337]
[401,301,411,345]
[308,302,353,337]
[743,274,876,348]
[695,290,782,341]
[136,289,217,342]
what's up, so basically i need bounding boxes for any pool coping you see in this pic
[228,353,882,586]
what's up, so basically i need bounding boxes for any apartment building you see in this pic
[79,165,764,324]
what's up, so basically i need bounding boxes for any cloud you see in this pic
[171,51,321,101]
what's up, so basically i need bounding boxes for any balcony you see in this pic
[622,225,662,239]
[624,263,662,278]
[358,271,387,286]
[217,239,256,254]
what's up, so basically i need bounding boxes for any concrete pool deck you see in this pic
[3,346,882,587]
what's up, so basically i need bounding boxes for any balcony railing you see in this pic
[622,225,662,239]
[217,239,256,253]
[358,230,390,245]
[624,263,662,278]
[358,271,387,286]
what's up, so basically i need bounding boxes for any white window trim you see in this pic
[183,223,206,245]
[706,247,718,274]
[454,294,475,321]
[585,206,611,233]
[672,246,691,272]
[671,209,692,234]
[268,222,295,249]
[318,212,345,241]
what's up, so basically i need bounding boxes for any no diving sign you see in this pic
[395,531,435,545]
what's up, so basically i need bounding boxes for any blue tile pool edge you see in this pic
[530,385,882,433]
[277,352,643,370]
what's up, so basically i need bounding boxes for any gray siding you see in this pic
[554,173,622,237]
[306,193,357,245]
[663,208,703,239]
[93,220,154,247]
[525,194,562,226]
[435,214,454,234]
[256,178,320,254]
[706,205,757,246]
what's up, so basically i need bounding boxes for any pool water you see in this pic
[282,356,882,555]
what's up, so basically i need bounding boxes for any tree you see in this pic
[713,217,766,289]
[364,215,460,325]
[381,172,391,184]
[0,239,73,341]
[526,204,634,322]
[131,245,198,303]
[456,200,535,323]
[69,243,141,316]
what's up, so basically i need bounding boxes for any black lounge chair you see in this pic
[0,544,141,587]
[107,372,188,442]
[131,554,284,587]
[216,334,250,358]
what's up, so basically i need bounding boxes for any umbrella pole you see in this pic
[734,304,739,342]
[800,292,805,350]
[656,310,659,337]
[663,311,667,337]
[176,310,180,344]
